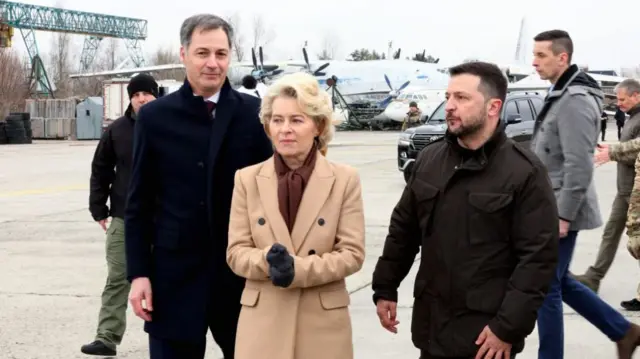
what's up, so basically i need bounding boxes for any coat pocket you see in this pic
[319,289,350,310]
[465,277,508,314]
[467,192,513,244]
[410,179,439,234]
[240,287,260,307]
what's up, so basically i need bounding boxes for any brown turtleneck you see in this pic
[273,143,318,233]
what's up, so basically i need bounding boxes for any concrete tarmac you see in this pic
[0,127,638,358]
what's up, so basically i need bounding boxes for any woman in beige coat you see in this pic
[226,72,366,359]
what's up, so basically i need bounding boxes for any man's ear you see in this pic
[487,99,502,118]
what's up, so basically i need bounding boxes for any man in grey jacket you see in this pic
[530,29,640,359]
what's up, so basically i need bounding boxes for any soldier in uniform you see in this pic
[401,101,422,131]
[576,78,640,311]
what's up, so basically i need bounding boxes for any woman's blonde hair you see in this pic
[259,72,335,156]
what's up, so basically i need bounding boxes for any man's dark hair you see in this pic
[242,75,257,89]
[448,61,507,104]
[533,30,573,63]
[180,14,234,50]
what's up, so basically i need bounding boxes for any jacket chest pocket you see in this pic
[467,192,513,244]
[411,179,440,234]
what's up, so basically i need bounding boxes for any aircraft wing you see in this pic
[69,64,185,78]
[69,61,289,79]
[507,85,550,92]
[285,62,310,67]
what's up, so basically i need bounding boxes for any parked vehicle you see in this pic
[397,91,544,182]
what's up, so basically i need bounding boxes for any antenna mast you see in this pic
[514,17,526,64]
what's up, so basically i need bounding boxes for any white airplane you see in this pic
[381,86,446,123]
[70,46,451,104]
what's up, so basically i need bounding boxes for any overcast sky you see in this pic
[9,0,639,71]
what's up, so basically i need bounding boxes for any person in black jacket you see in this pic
[82,73,159,356]
[616,106,627,140]
[372,61,559,359]
[124,14,273,359]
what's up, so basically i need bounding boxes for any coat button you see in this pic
[318,218,325,226]
[258,217,265,225]
[197,161,204,168]
[544,147,550,153]
[308,249,316,255]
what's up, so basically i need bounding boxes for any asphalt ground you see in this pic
[1,127,637,358]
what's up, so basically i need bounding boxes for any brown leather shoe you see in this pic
[617,323,640,359]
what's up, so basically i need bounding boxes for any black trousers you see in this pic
[149,295,241,359]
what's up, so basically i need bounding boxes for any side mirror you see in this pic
[506,114,522,124]
[422,115,429,123]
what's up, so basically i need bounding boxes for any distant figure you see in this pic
[83,73,158,357]
[237,75,261,98]
[601,111,609,141]
[401,101,422,131]
[616,106,627,140]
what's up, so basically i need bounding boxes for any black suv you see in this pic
[397,91,545,182]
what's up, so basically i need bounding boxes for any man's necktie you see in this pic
[205,100,216,114]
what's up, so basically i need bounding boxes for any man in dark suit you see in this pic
[124,14,273,359]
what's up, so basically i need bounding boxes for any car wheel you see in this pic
[403,162,414,183]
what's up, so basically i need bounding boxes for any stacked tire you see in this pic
[0,121,7,144]
[4,113,32,144]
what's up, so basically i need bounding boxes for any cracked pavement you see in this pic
[1,128,639,358]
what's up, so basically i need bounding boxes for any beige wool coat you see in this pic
[226,152,366,359]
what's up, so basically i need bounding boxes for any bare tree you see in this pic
[225,13,246,62]
[149,46,181,65]
[251,15,275,56]
[72,53,111,98]
[148,46,185,81]
[102,38,125,70]
[48,31,74,97]
[0,49,29,118]
[317,32,340,60]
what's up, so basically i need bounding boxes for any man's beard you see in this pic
[447,112,486,139]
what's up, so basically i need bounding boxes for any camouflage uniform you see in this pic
[401,109,422,131]
[608,138,640,297]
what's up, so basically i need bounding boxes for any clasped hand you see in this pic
[266,243,295,287]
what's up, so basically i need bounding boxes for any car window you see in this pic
[516,99,535,122]
[426,101,446,123]
[504,101,518,120]
[530,97,543,115]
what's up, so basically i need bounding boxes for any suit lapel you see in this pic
[290,154,335,252]
[208,79,236,171]
[256,159,296,253]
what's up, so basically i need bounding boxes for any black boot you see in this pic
[80,340,116,356]
[621,299,640,311]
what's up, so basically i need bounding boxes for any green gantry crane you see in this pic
[0,0,147,97]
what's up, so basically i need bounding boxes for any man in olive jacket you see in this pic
[372,61,558,359]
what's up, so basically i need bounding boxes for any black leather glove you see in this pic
[266,243,294,288]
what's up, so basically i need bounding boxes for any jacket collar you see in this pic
[444,121,506,169]
[628,104,640,117]
[178,76,234,104]
[256,153,335,253]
